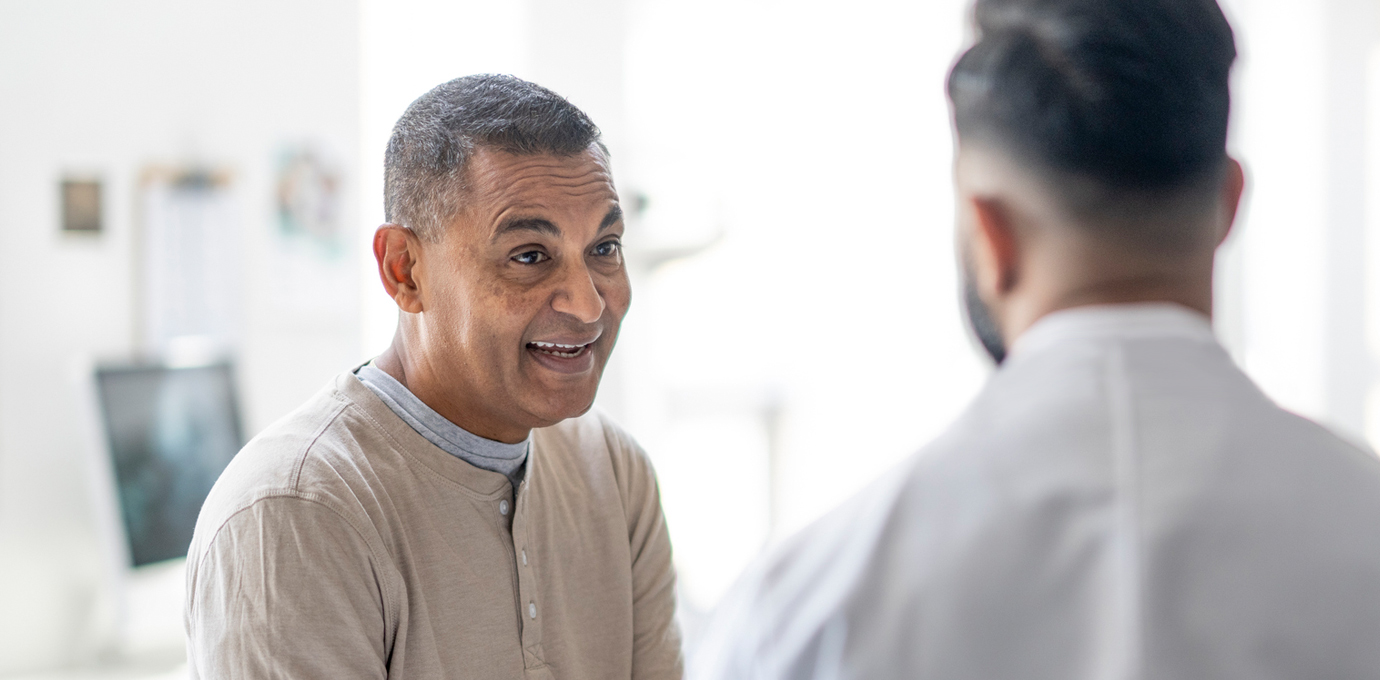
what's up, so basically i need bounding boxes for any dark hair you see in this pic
[948,0,1236,224]
[384,74,603,240]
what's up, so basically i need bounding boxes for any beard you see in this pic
[961,261,1007,365]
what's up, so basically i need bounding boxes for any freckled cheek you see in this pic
[486,283,553,346]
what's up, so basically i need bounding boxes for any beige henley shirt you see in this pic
[185,371,683,679]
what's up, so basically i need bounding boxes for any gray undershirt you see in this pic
[355,363,529,489]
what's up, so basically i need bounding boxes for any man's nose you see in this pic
[551,261,605,324]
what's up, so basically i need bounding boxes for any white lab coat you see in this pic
[690,304,1380,680]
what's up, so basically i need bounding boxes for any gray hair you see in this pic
[384,74,603,241]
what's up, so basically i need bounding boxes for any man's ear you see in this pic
[1216,157,1246,246]
[968,195,1021,299]
[374,224,425,314]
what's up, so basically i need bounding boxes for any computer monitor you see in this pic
[93,361,244,568]
[79,358,244,662]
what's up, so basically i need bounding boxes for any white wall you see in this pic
[1219,0,1380,444]
[0,0,361,671]
[617,0,987,617]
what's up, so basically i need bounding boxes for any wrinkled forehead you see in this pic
[465,144,617,214]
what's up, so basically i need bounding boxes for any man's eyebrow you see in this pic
[599,205,624,232]
[492,206,622,241]
[493,217,560,241]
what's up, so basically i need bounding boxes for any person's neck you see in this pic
[999,250,1215,346]
[374,336,532,444]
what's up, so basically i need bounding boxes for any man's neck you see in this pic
[1001,259,1215,348]
[374,338,533,444]
[373,342,410,389]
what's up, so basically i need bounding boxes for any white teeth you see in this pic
[531,341,582,350]
[528,341,588,358]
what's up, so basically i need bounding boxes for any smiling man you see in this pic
[185,75,682,679]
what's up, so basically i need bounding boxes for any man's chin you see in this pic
[513,356,607,426]
[520,385,600,428]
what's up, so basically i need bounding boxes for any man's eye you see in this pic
[593,241,621,257]
[514,250,548,265]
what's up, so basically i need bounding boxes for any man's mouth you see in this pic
[526,341,592,359]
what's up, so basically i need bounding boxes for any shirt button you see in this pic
[521,549,528,566]
[499,500,509,516]
[528,602,537,619]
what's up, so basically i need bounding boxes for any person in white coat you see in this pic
[689,0,1380,678]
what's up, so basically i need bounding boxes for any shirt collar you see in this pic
[1006,302,1217,364]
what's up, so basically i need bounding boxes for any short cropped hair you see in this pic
[384,74,602,241]
[949,0,1236,232]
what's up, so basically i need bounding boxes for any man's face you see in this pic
[414,145,629,431]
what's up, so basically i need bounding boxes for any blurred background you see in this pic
[1,0,1378,676]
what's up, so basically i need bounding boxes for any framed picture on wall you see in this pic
[61,176,103,234]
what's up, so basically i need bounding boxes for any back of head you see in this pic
[385,74,602,241]
[948,0,1236,248]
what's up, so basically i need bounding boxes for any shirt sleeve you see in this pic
[185,495,395,680]
[611,430,685,680]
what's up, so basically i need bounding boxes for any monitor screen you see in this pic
[95,362,244,567]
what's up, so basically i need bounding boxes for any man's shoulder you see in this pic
[695,388,1124,676]
[191,372,398,555]
[209,377,351,493]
